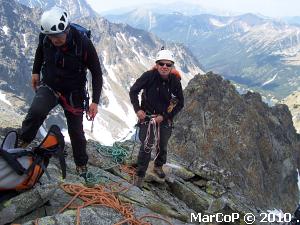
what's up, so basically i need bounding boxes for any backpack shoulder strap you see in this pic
[36,125,66,179]
[38,33,47,45]
[69,24,89,63]
[0,149,27,175]
[81,34,89,63]
[1,130,18,150]
[70,23,91,38]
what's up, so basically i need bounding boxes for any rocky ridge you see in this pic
[1,72,299,225]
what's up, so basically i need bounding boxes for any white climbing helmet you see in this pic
[40,6,69,35]
[155,49,175,63]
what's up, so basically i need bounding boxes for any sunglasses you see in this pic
[157,62,173,67]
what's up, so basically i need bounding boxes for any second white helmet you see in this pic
[155,50,175,63]
[40,6,69,35]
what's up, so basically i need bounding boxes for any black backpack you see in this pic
[70,23,91,39]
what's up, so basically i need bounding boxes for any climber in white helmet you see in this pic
[129,47,184,188]
[18,6,103,180]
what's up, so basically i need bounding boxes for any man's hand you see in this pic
[136,110,146,121]
[32,74,40,91]
[88,103,98,119]
[155,115,164,124]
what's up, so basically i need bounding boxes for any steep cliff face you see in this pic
[169,72,300,211]
[280,91,300,133]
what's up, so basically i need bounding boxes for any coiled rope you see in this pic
[59,183,173,225]
[143,118,160,162]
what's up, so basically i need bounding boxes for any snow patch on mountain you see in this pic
[102,50,118,83]
[22,34,28,48]
[209,18,227,27]
[0,90,12,106]
[103,84,130,122]
[148,10,156,31]
[280,91,300,133]
[262,74,277,86]
[2,26,9,35]
[237,21,251,32]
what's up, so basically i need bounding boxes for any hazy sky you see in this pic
[86,0,300,18]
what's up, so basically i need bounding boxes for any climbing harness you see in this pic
[40,84,86,116]
[40,84,95,132]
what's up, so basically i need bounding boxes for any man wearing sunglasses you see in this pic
[18,6,103,179]
[129,49,184,188]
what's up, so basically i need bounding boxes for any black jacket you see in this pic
[129,69,184,121]
[32,26,103,104]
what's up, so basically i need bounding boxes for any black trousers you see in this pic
[20,86,88,166]
[137,122,172,177]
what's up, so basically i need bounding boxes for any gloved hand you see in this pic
[31,74,40,91]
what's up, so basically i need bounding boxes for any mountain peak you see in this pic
[15,0,97,19]
[235,12,267,26]
[170,72,300,211]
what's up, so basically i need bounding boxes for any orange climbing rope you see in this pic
[119,164,137,184]
[59,183,174,225]
[33,161,171,225]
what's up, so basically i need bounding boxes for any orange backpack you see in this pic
[0,125,66,192]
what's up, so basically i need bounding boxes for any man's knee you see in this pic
[68,126,85,140]
[28,106,49,118]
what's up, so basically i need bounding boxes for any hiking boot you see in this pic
[18,139,29,148]
[153,166,166,179]
[134,176,144,188]
[76,165,88,179]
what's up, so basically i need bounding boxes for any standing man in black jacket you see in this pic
[129,49,184,187]
[19,6,103,178]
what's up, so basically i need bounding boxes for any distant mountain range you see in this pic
[106,9,300,100]
[283,16,300,26]
[15,0,97,19]
[99,2,234,17]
